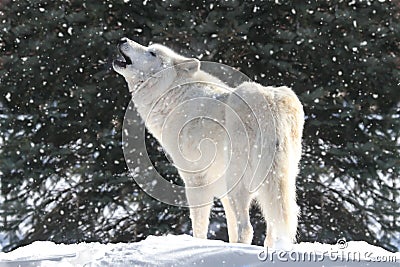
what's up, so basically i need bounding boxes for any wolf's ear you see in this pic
[175,58,200,74]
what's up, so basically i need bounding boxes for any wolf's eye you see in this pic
[149,51,157,57]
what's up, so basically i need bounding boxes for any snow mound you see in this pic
[0,235,398,267]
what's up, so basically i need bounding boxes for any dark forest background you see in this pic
[0,0,399,252]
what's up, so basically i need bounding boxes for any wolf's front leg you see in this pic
[189,205,212,239]
[181,172,214,239]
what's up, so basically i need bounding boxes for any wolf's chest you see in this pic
[142,87,230,173]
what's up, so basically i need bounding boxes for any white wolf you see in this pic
[113,38,304,250]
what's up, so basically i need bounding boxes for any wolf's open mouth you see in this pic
[114,48,132,68]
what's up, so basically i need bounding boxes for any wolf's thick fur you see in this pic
[113,38,304,249]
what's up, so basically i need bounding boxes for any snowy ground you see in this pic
[0,235,399,267]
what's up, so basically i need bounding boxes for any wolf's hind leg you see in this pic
[257,176,298,250]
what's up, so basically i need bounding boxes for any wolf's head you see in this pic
[113,38,200,88]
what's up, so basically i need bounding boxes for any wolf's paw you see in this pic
[273,237,293,251]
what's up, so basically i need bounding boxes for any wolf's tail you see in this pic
[275,87,304,242]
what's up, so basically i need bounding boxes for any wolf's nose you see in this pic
[118,38,128,45]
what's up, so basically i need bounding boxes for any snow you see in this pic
[0,235,399,267]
